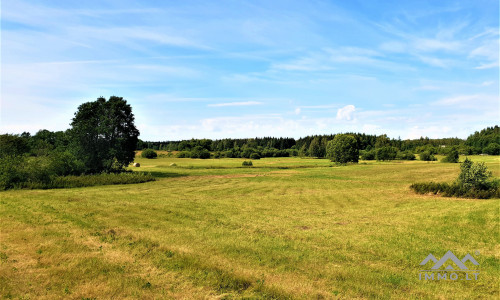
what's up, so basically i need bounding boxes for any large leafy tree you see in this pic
[70,96,139,173]
[326,134,359,163]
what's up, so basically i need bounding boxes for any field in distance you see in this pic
[1,155,499,299]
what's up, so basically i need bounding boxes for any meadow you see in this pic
[1,155,499,299]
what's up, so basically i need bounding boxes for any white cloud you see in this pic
[432,94,499,107]
[207,101,263,107]
[295,107,301,115]
[336,105,356,121]
[475,62,499,70]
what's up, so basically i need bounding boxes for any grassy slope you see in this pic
[0,156,498,299]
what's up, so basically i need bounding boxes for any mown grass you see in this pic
[0,155,498,299]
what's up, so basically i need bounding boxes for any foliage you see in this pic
[375,147,398,161]
[360,150,376,160]
[410,181,499,199]
[396,151,416,160]
[326,134,359,163]
[0,134,29,157]
[11,172,155,190]
[419,151,436,161]
[141,149,158,159]
[190,146,210,159]
[242,161,253,167]
[70,96,139,174]
[441,147,459,163]
[176,151,191,158]
[250,153,261,160]
[0,152,84,190]
[308,137,325,158]
[465,125,500,153]
[457,158,494,190]
[483,143,500,155]
[411,158,499,199]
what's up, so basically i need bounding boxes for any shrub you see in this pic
[250,153,261,160]
[176,151,190,158]
[410,158,499,199]
[441,148,459,163]
[360,150,376,160]
[457,158,494,190]
[376,147,397,161]
[419,151,436,161]
[190,146,210,159]
[242,161,253,167]
[396,151,416,160]
[141,149,158,159]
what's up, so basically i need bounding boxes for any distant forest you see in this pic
[135,125,500,159]
[4,125,499,161]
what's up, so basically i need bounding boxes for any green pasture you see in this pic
[1,155,498,299]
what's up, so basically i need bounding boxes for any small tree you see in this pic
[442,147,459,163]
[419,151,436,161]
[326,134,359,164]
[309,137,324,158]
[457,158,493,190]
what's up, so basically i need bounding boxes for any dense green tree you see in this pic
[375,147,398,161]
[326,134,359,163]
[442,147,459,163]
[483,143,500,155]
[70,96,139,173]
[0,134,29,157]
[309,137,325,158]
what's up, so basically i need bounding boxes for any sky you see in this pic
[1,0,499,141]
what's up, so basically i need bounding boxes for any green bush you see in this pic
[410,158,499,199]
[250,153,261,160]
[396,151,416,160]
[457,158,495,190]
[15,172,155,190]
[419,151,436,161]
[441,148,459,163]
[360,150,376,160]
[190,146,210,159]
[242,161,253,167]
[141,149,158,159]
[176,151,190,158]
[375,147,397,161]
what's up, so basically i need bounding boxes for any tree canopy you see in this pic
[70,96,139,173]
[326,134,359,163]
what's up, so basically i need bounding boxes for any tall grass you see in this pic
[12,172,155,189]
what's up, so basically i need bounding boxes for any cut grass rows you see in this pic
[1,155,499,298]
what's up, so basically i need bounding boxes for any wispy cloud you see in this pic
[207,101,263,107]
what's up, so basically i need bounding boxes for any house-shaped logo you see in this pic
[419,250,480,281]
[420,250,479,270]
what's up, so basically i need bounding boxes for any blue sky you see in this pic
[1,0,498,140]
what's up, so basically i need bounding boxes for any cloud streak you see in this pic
[207,101,263,107]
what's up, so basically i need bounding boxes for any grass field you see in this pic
[1,155,499,299]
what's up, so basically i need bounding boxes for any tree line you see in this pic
[138,125,499,159]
